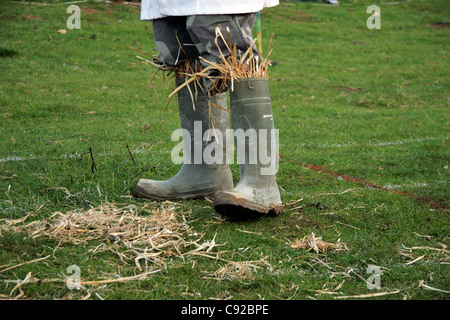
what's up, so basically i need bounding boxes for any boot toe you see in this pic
[133,179,169,200]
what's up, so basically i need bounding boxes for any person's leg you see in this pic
[214,78,282,217]
[186,14,259,66]
[133,17,233,200]
[186,13,283,218]
[152,16,200,67]
[186,13,261,93]
[133,77,233,200]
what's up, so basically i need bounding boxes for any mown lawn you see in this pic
[0,0,448,301]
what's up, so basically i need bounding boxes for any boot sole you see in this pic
[214,195,283,219]
[133,181,216,201]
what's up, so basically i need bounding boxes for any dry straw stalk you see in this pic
[0,202,223,270]
[291,232,348,254]
[130,26,273,98]
[170,26,273,96]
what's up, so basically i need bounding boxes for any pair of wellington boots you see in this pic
[133,77,283,218]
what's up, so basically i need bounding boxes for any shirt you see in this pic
[140,0,279,20]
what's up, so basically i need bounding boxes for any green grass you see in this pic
[0,0,448,301]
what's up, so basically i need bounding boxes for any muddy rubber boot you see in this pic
[214,78,283,218]
[133,78,233,200]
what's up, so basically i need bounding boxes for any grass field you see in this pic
[0,0,448,301]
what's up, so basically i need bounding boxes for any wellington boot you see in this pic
[133,78,233,200]
[214,78,283,218]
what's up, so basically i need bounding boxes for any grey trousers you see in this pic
[152,14,259,74]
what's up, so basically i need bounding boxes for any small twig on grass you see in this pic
[236,229,262,235]
[335,221,361,230]
[400,244,449,254]
[187,252,231,263]
[404,254,425,266]
[306,280,345,296]
[0,255,50,274]
[35,158,48,175]
[313,188,355,197]
[336,290,401,299]
[0,204,44,227]
[89,147,97,174]
[5,272,64,297]
[40,187,73,199]
[78,148,97,174]
[78,269,162,286]
[418,280,450,294]
[125,143,137,166]
[286,198,304,206]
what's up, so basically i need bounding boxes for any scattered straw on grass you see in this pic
[0,202,224,270]
[291,232,348,254]
[204,259,271,282]
[397,242,449,265]
[25,202,190,248]
[0,202,234,297]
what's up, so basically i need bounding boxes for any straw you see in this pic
[0,202,224,269]
[291,232,348,254]
[133,27,274,98]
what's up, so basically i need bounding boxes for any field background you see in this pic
[0,0,448,300]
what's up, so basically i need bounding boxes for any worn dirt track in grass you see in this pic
[304,164,450,214]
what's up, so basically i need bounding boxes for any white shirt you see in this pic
[140,0,279,21]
